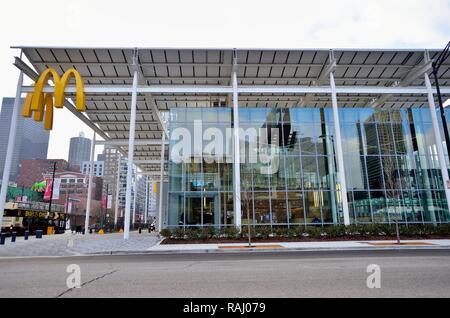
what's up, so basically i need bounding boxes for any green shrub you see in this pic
[198,227,217,239]
[241,226,256,238]
[184,228,200,240]
[287,228,298,238]
[324,225,347,237]
[255,226,272,239]
[305,226,322,238]
[273,226,289,237]
[172,227,185,239]
[219,227,240,239]
[159,228,172,238]
[294,226,306,237]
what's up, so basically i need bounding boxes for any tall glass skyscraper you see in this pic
[168,107,450,228]
[68,133,92,170]
[0,97,49,182]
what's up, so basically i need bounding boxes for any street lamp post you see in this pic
[48,161,57,214]
[432,41,450,158]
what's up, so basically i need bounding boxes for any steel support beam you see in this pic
[114,155,121,227]
[123,51,139,240]
[134,160,167,164]
[369,60,433,108]
[144,176,149,224]
[425,72,450,222]
[84,132,96,234]
[0,57,23,229]
[94,139,168,146]
[330,72,351,226]
[132,177,137,226]
[299,50,337,107]
[21,85,450,95]
[232,55,242,230]
[158,133,166,231]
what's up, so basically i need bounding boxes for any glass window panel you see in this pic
[221,192,234,225]
[371,191,388,223]
[352,191,372,223]
[254,192,272,224]
[185,195,202,225]
[168,193,184,226]
[168,162,184,192]
[285,156,302,190]
[202,109,218,122]
[364,123,380,155]
[374,110,391,123]
[304,191,322,224]
[299,124,319,155]
[185,162,202,191]
[377,123,395,154]
[185,108,202,122]
[271,191,287,224]
[202,193,220,225]
[320,191,334,224]
[302,156,319,190]
[317,156,331,190]
[366,156,384,190]
[220,163,233,192]
[202,161,219,191]
[287,192,305,224]
[241,191,254,225]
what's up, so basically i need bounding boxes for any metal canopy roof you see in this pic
[15,47,450,173]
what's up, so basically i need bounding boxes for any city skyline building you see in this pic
[0,97,49,182]
[68,132,91,171]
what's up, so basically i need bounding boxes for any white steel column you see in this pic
[84,132,96,233]
[0,63,23,228]
[232,56,242,229]
[114,155,121,227]
[124,53,139,240]
[425,72,450,219]
[144,175,149,224]
[158,133,166,231]
[132,176,137,226]
[330,72,351,226]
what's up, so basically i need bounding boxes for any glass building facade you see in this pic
[168,107,450,228]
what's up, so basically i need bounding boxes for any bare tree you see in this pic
[241,171,252,247]
[383,155,403,244]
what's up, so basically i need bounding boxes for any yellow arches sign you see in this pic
[22,68,86,130]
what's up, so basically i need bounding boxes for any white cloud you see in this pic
[0,0,449,159]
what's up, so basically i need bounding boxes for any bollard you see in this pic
[24,230,29,240]
[0,233,5,245]
[11,232,17,243]
[139,227,142,234]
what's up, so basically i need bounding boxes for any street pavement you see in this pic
[0,249,449,298]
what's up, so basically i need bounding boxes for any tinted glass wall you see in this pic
[167,107,450,228]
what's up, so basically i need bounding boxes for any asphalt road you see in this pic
[1,249,449,298]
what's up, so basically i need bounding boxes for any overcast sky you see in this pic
[0,0,449,160]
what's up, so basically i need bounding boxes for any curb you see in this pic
[85,245,450,256]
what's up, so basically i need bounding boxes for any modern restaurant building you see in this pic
[1,47,449,237]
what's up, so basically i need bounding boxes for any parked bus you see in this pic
[1,202,66,235]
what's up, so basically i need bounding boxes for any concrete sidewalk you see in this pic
[0,231,161,257]
[142,239,450,254]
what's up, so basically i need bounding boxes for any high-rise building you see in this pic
[0,98,49,182]
[68,132,91,171]
[81,161,105,177]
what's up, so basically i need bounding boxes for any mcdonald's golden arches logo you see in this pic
[22,68,86,130]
